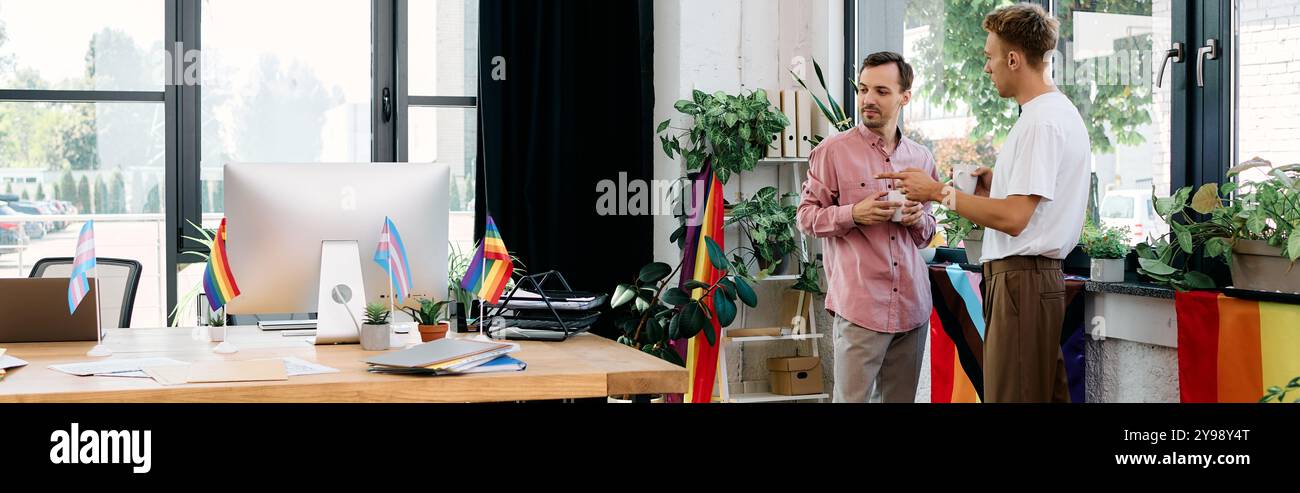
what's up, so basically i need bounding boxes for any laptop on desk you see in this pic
[0,278,100,343]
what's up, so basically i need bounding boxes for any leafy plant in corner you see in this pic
[609,237,759,366]
[658,89,789,185]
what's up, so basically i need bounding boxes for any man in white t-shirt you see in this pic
[880,3,1089,402]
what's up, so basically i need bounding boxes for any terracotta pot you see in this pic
[418,322,450,342]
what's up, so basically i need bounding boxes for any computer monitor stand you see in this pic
[314,240,366,345]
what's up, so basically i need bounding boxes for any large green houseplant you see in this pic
[609,237,759,366]
[657,89,789,185]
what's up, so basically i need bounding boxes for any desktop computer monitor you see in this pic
[223,163,449,342]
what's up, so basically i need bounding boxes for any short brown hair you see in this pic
[859,51,914,91]
[982,3,1059,67]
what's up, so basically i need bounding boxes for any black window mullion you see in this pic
[374,0,398,162]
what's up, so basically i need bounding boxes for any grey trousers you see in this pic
[832,315,927,403]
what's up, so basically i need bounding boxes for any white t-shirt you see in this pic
[981,91,1091,262]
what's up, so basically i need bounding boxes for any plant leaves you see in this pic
[1176,228,1193,254]
[611,284,636,308]
[713,289,737,327]
[638,262,672,284]
[705,236,729,270]
[1138,257,1178,276]
[1190,183,1220,214]
[734,276,758,307]
[1182,271,1217,289]
[662,287,691,306]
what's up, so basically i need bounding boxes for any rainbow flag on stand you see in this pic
[461,215,513,305]
[1176,290,1300,403]
[677,161,726,403]
[203,218,241,311]
[67,221,97,313]
[373,216,414,301]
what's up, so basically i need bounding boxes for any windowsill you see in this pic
[1084,278,1175,300]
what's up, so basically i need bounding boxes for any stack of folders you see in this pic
[363,338,525,375]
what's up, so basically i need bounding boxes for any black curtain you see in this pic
[476,0,655,338]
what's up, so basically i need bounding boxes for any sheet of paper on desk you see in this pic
[49,357,189,376]
[279,356,339,376]
[2,353,29,370]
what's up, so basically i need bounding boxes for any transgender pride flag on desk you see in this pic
[67,221,97,313]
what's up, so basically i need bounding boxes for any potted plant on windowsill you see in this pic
[1134,183,1234,290]
[403,298,453,342]
[1082,223,1130,283]
[1222,159,1300,294]
[725,186,800,275]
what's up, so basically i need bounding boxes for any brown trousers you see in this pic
[982,256,1071,403]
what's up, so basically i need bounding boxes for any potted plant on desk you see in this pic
[360,303,391,351]
[403,298,453,342]
[1082,223,1130,283]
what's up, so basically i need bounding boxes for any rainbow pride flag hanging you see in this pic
[678,160,726,403]
[461,215,513,305]
[203,218,241,311]
[1176,290,1300,403]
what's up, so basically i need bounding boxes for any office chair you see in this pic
[29,257,142,329]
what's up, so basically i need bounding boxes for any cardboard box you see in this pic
[767,356,823,396]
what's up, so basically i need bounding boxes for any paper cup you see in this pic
[953,164,980,194]
[887,190,905,222]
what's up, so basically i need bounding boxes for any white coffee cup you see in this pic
[953,164,980,194]
[887,190,906,222]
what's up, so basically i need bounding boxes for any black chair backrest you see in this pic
[29,257,142,329]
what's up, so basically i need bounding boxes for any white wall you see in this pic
[654,0,844,397]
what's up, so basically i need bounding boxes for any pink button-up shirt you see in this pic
[797,125,937,334]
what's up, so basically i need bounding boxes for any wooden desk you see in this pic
[0,327,687,403]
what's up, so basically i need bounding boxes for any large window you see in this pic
[1234,0,1300,183]
[2,0,479,325]
[854,0,1229,246]
[198,0,372,214]
[407,0,479,252]
[0,1,169,326]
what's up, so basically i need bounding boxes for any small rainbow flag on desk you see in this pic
[374,216,413,301]
[68,221,96,313]
[203,218,241,311]
[461,215,513,304]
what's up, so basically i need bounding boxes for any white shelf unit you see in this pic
[716,157,825,404]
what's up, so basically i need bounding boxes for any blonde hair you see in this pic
[982,3,1059,67]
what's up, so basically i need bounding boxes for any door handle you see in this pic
[1196,39,1219,88]
[1156,42,1184,89]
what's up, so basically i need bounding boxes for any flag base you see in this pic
[212,341,239,354]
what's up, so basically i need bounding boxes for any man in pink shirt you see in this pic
[797,52,938,403]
